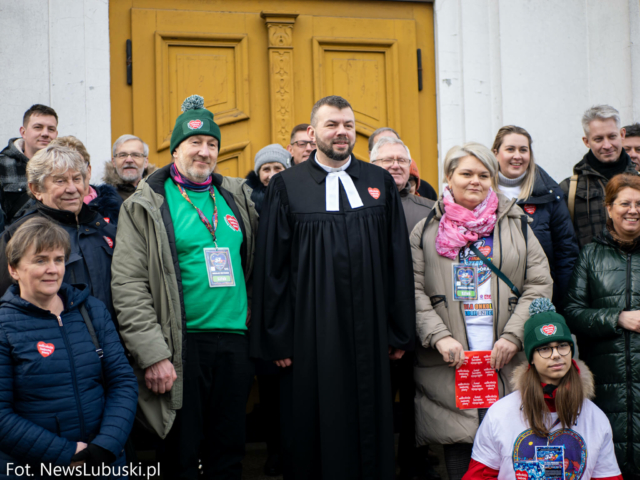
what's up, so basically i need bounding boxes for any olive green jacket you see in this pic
[410,194,553,445]
[111,164,258,438]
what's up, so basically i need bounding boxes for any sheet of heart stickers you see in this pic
[455,351,499,410]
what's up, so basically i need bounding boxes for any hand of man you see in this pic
[145,358,177,394]
[71,442,88,467]
[274,358,292,368]
[435,336,466,369]
[388,347,405,360]
[490,338,518,370]
[618,311,640,332]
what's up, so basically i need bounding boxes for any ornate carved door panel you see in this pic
[111,1,437,188]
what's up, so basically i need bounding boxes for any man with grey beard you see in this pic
[103,134,157,201]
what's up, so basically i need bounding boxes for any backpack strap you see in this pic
[470,244,521,298]
[80,304,104,360]
[568,174,578,223]
[418,208,437,250]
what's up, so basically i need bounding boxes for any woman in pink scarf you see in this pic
[409,142,553,480]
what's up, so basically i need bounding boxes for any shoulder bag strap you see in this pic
[470,244,521,298]
[521,214,528,280]
[568,174,578,223]
[419,208,437,249]
[80,304,104,360]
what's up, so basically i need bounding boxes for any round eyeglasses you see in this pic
[535,343,571,359]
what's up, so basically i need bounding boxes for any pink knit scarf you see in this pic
[435,186,499,260]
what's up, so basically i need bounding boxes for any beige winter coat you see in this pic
[411,194,553,445]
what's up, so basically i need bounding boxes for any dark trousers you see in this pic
[164,332,254,480]
[257,373,282,456]
[390,351,419,477]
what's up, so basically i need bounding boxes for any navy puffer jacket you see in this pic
[0,283,137,479]
[515,166,579,303]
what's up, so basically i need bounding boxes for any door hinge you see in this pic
[417,48,423,92]
[126,39,132,86]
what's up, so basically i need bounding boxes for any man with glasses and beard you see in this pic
[104,134,157,201]
[250,95,415,480]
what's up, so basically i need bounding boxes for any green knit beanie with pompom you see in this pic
[170,95,221,153]
[523,298,574,363]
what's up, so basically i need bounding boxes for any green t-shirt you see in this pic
[164,178,247,333]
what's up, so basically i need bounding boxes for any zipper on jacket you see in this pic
[56,314,87,441]
[625,252,633,467]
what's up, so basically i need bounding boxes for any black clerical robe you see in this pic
[250,154,416,480]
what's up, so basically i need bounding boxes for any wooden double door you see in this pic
[110,0,437,187]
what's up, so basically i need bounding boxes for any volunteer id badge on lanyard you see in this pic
[452,264,478,301]
[204,248,236,287]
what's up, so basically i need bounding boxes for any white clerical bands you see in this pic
[325,171,364,211]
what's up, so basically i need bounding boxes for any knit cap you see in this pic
[523,298,574,362]
[254,144,292,173]
[170,95,221,153]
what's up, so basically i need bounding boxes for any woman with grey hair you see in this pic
[0,144,118,321]
[409,142,553,480]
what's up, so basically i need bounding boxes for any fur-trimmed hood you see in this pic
[102,160,158,188]
[510,358,595,400]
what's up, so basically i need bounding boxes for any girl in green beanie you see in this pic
[461,299,621,480]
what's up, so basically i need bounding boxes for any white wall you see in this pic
[434,0,640,188]
[0,0,111,184]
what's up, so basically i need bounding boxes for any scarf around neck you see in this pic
[435,186,499,260]
[585,149,629,179]
[170,163,212,191]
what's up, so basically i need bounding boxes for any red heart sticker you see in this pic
[541,324,557,336]
[103,236,114,248]
[368,188,381,199]
[103,217,111,223]
[479,246,491,256]
[188,119,203,130]
[225,214,240,232]
[515,471,529,480]
[37,342,55,357]
[524,204,536,215]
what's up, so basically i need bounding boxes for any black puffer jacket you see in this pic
[564,227,640,476]
[245,170,267,214]
[88,184,123,225]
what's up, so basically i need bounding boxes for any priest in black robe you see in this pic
[250,95,416,480]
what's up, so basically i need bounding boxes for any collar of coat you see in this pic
[32,201,99,226]
[144,163,227,197]
[305,150,362,184]
[102,160,158,190]
[572,148,636,179]
[516,166,564,205]
[510,358,595,400]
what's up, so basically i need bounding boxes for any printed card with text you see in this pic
[455,351,499,410]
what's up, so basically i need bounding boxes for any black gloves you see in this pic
[70,443,116,466]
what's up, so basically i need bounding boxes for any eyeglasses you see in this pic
[292,141,316,148]
[613,202,640,210]
[535,343,571,359]
[372,158,411,167]
[115,152,146,159]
